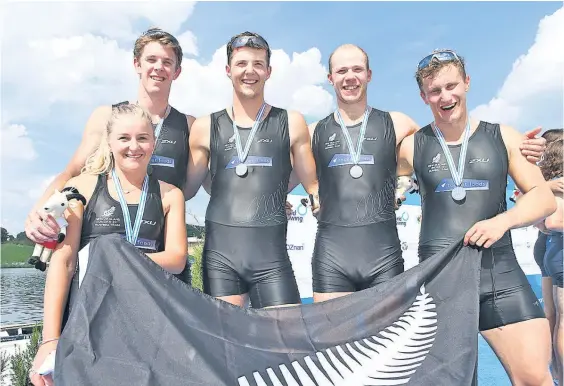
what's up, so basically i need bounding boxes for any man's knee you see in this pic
[511,366,552,386]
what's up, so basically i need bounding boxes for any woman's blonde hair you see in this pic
[81,103,153,175]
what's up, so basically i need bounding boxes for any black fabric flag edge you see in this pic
[55,234,480,386]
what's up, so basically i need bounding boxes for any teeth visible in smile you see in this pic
[441,103,456,111]
[151,76,165,81]
[126,154,143,159]
[242,80,257,84]
[343,85,358,90]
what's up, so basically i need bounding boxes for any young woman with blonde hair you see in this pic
[29,103,188,386]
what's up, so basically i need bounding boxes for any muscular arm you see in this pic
[184,115,211,200]
[26,106,111,242]
[287,120,317,193]
[288,112,319,197]
[498,125,556,229]
[146,185,188,274]
[396,133,416,177]
[390,111,420,146]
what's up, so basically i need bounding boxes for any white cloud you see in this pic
[471,7,564,131]
[1,3,334,233]
[3,2,197,43]
[169,45,333,118]
[28,175,58,201]
[1,124,38,161]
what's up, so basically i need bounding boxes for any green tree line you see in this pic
[1,224,205,245]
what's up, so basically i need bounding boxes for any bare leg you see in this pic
[313,291,353,303]
[554,286,564,385]
[542,277,559,380]
[217,293,249,308]
[481,318,552,386]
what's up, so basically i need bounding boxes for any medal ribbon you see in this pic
[111,169,149,246]
[232,103,267,164]
[431,120,471,187]
[335,107,371,165]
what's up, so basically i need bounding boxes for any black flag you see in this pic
[55,234,480,385]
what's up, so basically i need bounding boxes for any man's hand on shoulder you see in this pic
[520,126,546,164]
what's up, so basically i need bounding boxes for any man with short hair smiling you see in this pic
[186,32,319,309]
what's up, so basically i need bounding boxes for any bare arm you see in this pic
[390,111,421,146]
[396,133,416,177]
[26,105,111,243]
[464,125,556,248]
[499,125,556,228]
[146,185,188,274]
[184,115,211,200]
[544,194,564,232]
[41,177,87,341]
[287,120,317,193]
[288,112,319,200]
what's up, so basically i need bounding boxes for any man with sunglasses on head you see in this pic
[286,44,546,305]
[25,27,195,283]
[186,32,319,309]
[397,49,556,385]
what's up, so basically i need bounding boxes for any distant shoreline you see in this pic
[1,243,34,269]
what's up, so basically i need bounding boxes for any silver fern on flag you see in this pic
[238,285,437,386]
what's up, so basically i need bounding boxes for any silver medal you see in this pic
[431,121,472,203]
[232,103,267,179]
[451,186,466,201]
[350,165,363,179]
[235,163,248,177]
[335,107,372,179]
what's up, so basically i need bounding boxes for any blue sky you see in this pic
[1,2,562,231]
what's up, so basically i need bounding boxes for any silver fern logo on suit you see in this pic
[238,285,437,386]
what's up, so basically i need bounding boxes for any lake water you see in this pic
[1,268,45,325]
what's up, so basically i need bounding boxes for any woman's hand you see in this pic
[29,340,58,386]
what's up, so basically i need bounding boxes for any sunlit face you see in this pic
[419,64,470,125]
[226,47,271,99]
[328,47,372,105]
[109,116,155,172]
[134,41,181,95]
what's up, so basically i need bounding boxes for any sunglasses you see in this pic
[230,35,269,50]
[417,50,461,70]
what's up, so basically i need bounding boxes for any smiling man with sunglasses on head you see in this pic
[397,49,556,385]
[286,44,546,305]
[186,32,319,309]
[25,27,195,283]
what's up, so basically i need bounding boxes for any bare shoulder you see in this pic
[185,114,196,131]
[499,124,523,154]
[86,105,113,133]
[307,120,319,138]
[159,181,184,201]
[389,111,420,141]
[191,114,211,134]
[287,110,307,125]
[66,174,99,200]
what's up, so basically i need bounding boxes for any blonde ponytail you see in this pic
[81,103,153,176]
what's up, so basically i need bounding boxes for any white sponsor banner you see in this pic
[286,194,317,299]
[286,196,542,299]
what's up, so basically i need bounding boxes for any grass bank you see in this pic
[1,244,33,268]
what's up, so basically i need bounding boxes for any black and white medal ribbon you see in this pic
[431,120,471,201]
[111,169,149,246]
[232,103,267,177]
[335,106,372,179]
